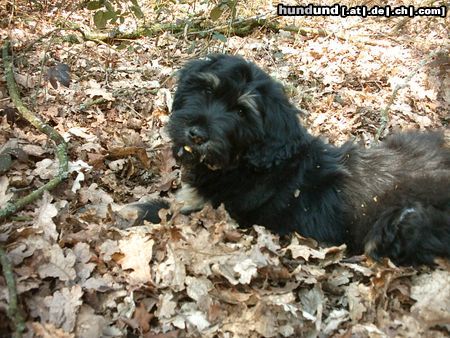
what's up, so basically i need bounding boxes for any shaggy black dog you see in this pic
[134,54,450,266]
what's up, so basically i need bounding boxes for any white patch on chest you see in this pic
[176,184,206,213]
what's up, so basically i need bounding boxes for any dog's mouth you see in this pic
[175,143,222,171]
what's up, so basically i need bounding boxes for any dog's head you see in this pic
[168,54,305,171]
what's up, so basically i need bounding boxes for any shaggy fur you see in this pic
[135,54,450,266]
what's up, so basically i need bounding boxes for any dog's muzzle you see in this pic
[174,141,223,171]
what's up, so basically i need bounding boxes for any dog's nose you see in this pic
[188,127,208,145]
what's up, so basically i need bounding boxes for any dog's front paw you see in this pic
[175,184,206,214]
[119,199,171,225]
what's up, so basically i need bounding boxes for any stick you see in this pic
[0,40,69,220]
[375,47,448,140]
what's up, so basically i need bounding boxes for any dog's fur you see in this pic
[135,54,450,266]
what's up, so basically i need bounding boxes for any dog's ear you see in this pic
[172,58,209,111]
[244,80,309,169]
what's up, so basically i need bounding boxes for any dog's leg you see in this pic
[364,204,450,265]
[118,198,170,224]
[118,184,205,225]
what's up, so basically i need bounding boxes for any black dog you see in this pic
[133,54,450,266]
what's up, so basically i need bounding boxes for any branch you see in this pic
[0,246,25,338]
[61,14,325,43]
[0,40,69,220]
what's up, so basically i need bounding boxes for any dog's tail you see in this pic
[118,199,170,224]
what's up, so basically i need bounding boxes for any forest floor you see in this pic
[0,0,449,337]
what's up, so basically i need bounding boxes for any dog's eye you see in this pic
[237,108,245,117]
[203,88,213,95]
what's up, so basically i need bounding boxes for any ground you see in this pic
[0,0,449,337]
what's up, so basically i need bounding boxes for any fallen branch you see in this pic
[0,40,69,220]
[61,14,325,43]
[0,246,25,338]
[375,47,447,140]
[187,13,273,37]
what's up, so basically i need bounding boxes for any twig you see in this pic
[20,28,61,54]
[188,12,271,36]
[78,97,109,111]
[0,245,25,338]
[0,40,69,220]
[375,47,447,140]
[8,0,15,26]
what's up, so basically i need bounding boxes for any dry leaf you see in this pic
[38,244,77,282]
[0,176,12,205]
[154,244,186,291]
[156,292,177,319]
[33,158,59,179]
[118,232,154,284]
[233,258,257,284]
[43,285,83,332]
[346,282,371,322]
[32,322,74,338]
[133,302,153,333]
[286,236,326,261]
[74,242,95,282]
[34,191,59,242]
[75,305,106,338]
[185,276,213,302]
[410,270,450,326]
